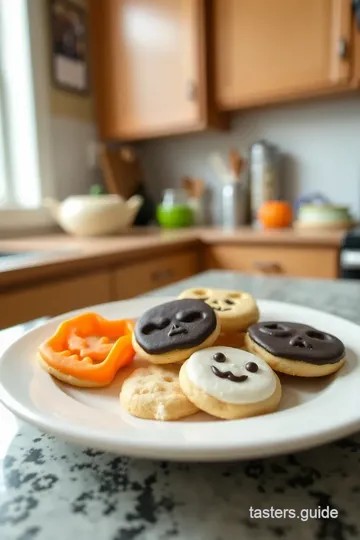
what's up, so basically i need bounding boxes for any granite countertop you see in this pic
[1,271,360,540]
[0,227,345,289]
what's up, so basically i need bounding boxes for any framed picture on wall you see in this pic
[49,0,89,94]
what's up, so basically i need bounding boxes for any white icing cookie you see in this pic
[179,346,281,420]
[178,288,259,331]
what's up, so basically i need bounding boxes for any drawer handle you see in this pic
[253,261,283,275]
[151,269,174,282]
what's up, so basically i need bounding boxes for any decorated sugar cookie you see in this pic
[120,364,198,421]
[133,299,220,364]
[38,313,135,387]
[178,288,259,331]
[245,322,346,377]
[179,346,281,419]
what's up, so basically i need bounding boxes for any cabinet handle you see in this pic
[253,261,283,275]
[338,38,348,59]
[151,269,174,282]
[186,80,197,101]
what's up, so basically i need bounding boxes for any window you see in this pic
[0,0,54,228]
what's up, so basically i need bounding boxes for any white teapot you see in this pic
[44,194,143,236]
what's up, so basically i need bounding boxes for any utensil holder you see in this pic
[221,182,247,229]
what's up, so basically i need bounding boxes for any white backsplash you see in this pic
[137,96,360,219]
[51,116,96,200]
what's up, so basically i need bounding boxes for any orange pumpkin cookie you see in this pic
[38,313,135,387]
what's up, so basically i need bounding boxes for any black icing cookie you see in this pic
[248,322,345,364]
[134,299,217,354]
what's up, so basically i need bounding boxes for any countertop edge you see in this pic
[0,227,347,290]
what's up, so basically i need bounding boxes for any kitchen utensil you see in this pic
[44,194,143,236]
[182,176,206,225]
[221,182,247,229]
[1,297,359,460]
[99,145,142,200]
[229,149,246,181]
[182,176,205,199]
[209,153,234,184]
[249,140,280,222]
[156,189,193,228]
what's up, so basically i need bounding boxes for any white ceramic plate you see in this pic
[0,298,359,461]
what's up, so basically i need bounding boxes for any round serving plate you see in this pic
[0,298,359,461]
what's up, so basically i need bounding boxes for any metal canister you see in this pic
[249,140,280,222]
[221,182,247,229]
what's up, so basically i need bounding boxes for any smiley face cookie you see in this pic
[120,364,199,421]
[133,299,220,364]
[245,322,346,377]
[179,346,281,419]
[178,288,259,332]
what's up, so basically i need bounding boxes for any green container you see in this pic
[156,204,193,228]
[157,189,194,228]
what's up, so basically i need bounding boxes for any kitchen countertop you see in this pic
[1,270,360,540]
[0,227,347,289]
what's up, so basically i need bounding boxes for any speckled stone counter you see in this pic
[1,271,360,540]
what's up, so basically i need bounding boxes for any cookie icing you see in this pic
[185,346,277,404]
[134,299,217,354]
[248,322,345,364]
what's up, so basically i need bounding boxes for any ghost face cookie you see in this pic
[178,288,259,332]
[179,346,281,420]
[120,364,198,421]
[245,322,346,377]
[133,299,220,364]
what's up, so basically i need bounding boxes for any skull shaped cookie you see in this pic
[133,299,220,364]
[178,288,259,332]
[245,322,346,377]
[179,346,281,419]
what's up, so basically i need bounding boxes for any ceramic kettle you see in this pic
[44,194,143,236]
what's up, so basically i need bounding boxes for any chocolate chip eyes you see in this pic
[224,299,235,305]
[245,361,258,373]
[176,310,203,323]
[213,352,226,363]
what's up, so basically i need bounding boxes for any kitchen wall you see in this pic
[137,96,360,221]
[43,0,96,200]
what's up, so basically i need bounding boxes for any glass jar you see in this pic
[156,189,193,228]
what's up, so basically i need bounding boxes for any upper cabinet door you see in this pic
[90,0,211,140]
[214,0,352,109]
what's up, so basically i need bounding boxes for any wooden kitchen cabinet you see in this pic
[89,0,221,140]
[214,0,357,109]
[205,245,339,279]
[113,250,199,298]
[0,272,111,329]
